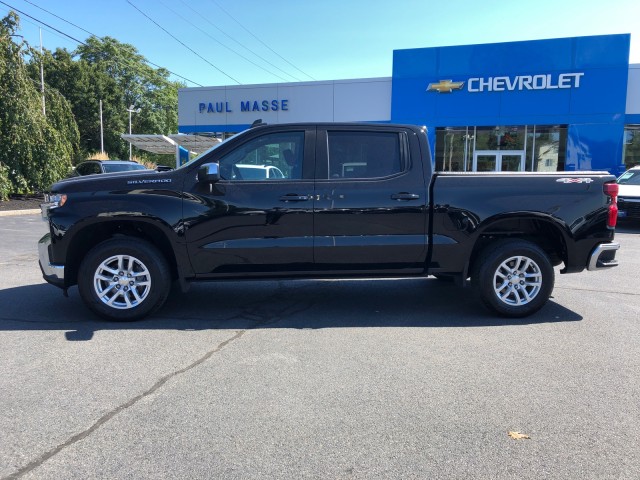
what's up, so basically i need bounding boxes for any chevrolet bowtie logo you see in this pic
[427,79,465,93]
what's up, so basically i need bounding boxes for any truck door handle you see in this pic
[279,194,310,202]
[391,193,420,201]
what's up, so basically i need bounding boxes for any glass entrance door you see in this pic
[475,154,497,172]
[500,154,523,171]
[473,150,524,172]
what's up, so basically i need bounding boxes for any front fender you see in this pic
[46,190,188,287]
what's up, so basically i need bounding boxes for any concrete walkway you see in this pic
[0,208,41,217]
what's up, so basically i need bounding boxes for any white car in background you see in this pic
[617,166,640,220]
[235,164,285,180]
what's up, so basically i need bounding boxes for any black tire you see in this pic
[78,238,171,321]
[472,239,554,318]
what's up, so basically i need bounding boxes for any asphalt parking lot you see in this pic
[1,213,639,479]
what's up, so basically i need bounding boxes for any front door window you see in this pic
[218,131,304,180]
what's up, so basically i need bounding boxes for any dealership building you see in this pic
[177,34,640,175]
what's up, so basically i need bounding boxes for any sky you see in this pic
[3,0,640,88]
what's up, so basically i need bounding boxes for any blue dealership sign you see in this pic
[391,34,631,173]
[391,34,630,126]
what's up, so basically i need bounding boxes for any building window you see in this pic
[475,126,525,151]
[435,125,567,172]
[623,125,640,169]
[526,125,566,172]
[435,128,472,172]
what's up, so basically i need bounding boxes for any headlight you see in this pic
[41,193,67,221]
[44,193,67,208]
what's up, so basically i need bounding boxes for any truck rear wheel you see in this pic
[78,238,171,321]
[472,239,554,318]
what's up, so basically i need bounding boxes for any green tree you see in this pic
[75,37,182,162]
[33,46,122,160]
[34,36,183,163]
[0,12,78,198]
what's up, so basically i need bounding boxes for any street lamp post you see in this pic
[126,105,141,160]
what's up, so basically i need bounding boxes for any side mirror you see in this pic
[197,162,220,183]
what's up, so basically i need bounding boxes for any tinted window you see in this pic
[102,163,147,173]
[327,132,402,179]
[218,132,304,181]
[76,162,101,175]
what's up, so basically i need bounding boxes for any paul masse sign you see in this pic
[199,99,289,114]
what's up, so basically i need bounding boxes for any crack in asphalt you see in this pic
[4,283,316,479]
[3,330,246,480]
[1,276,634,477]
[554,286,639,296]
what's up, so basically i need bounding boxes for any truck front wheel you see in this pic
[78,238,171,321]
[472,239,554,318]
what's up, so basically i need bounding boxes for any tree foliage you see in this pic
[31,35,183,163]
[0,10,184,199]
[0,12,78,198]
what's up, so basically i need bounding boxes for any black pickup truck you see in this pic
[39,123,620,321]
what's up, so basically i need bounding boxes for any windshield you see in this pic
[103,163,147,173]
[178,131,246,169]
[617,169,640,185]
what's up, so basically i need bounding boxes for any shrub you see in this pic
[0,163,10,201]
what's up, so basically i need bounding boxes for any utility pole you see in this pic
[126,105,141,160]
[39,28,45,116]
[100,100,104,154]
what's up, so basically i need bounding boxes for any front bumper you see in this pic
[587,242,620,271]
[38,233,65,288]
[618,198,640,219]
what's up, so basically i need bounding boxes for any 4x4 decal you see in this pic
[556,178,594,184]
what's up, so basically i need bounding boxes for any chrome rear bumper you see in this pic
[587,242,620,271]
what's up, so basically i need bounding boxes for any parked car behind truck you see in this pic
[617,165,640,220]
[39,123,620,321]
[70,160,148,176]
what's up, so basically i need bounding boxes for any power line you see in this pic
[0,1,87,46]
[21,0,94,38]
[0,5,75,47]
[16,0,203,86]
[209,0,316,81]
[126,0,241,85]
[158,0,292,82]
[176,0,303,82]
[1,0,203,86]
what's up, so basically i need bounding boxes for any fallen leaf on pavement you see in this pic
[508,431,531,440]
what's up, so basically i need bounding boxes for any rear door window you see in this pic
[327,131,403,179]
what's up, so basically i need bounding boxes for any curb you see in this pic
[0,209,41,217]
